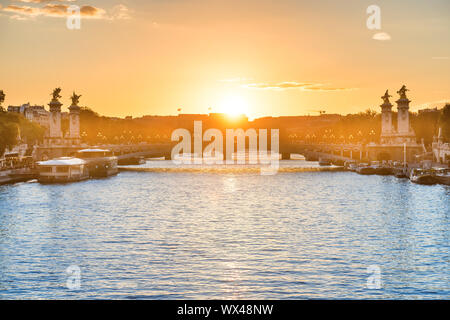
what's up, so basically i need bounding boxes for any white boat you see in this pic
[37,157,89,183]
[344,160,357,171]
[434,168,450,186]
[393,167,408,178]
[370,161,392,175]
[77,149,118,178]
[356,163,375,175]
[409,168,436,185]
[318,158,332,166]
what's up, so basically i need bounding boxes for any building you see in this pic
[7,89,83,158]
[418,107,440,115]
[8,103,50,133]
[433,128,450,165]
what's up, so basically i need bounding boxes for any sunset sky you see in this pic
[0,0,449,119]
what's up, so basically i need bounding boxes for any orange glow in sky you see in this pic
[0,0,449,119]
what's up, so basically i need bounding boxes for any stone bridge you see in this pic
[281,142,367,162]
[34,143,174,161]
[34,140,413,164]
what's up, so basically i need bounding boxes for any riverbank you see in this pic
[0,168,37,185]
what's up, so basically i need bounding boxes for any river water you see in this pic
[0,160,448,299]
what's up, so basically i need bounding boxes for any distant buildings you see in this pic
[7,89,81,147]
[433,128,450,164]
[8,104,51,132]
[418,107,440,115]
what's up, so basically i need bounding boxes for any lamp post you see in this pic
[330,134,335,144]
[369,129,376,143]
[357,130,363,143]
[81,131,87,144]
[96,132,103,145]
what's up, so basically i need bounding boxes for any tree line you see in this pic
[1,103,448,157]
[289,104,449,145]
[0,111,45,157]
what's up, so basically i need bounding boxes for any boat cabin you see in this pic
[37,157,89,183]
[76,149,118,178]
[77,149,114,159]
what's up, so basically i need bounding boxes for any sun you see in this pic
[218,94,248,117]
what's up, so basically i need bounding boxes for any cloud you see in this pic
[15,0,75,3]
[301,85,357,92]
[372,32,391,41]
[1,3,130,20]
[244,82,313,90]
[243,81,357,92]
[3,5,40,16]
[219,77,253,83]
[110,4,131,20]
[415,99,449,110]
[10,14,30,20]
[40,4,106,18]
[431,56,449,60]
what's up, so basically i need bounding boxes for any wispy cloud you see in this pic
[110,4,131,20]
[218,77,253,83]
[244,82,313,90]
[10,14,29,20]
[372,32,391,41]
[3,5,40,16]
[415,99,449,110]
[243,81,357,92]
[14,0,75,3]
[3,4,105,18]
[2,3,131,20]
[432,56,449,60]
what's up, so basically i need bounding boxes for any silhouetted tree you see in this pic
[0,112,44,156]
[411,111,440,145]
[440,103,450,142]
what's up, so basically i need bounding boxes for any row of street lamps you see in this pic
[289,129,377,143]
[80,131,171,145]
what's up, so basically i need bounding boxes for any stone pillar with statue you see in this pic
[47,88,63,146]
[396,85,411,134]
[395,85,416,144]
[68,92,81,145]
[367,86,422,163]
[380,90,393,143]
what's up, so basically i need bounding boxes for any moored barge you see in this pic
[77,149,118,178]
[37,157,89,183]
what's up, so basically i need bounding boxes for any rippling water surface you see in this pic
[0,160,448,299]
